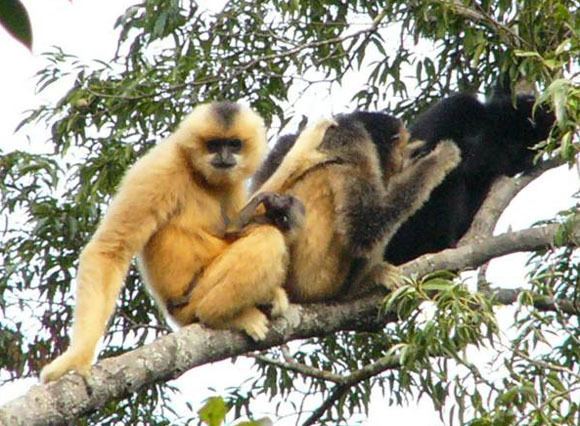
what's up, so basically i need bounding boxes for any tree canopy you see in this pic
[0,0,578,425]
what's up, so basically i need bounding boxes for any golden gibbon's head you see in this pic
[176,101,267,187]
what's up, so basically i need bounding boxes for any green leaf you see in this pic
[0,0,32,49]
[198,396,229,426]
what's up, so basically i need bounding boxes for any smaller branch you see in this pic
[302,384,349,426]
[513,349,580,380]
[300,352,400,426]
[489,288,580,316]
[435,0,528,47]
[520,386,580,424]
[248,353,344,383]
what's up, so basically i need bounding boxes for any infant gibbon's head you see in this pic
[345,111,409,183]
[176,101,267,187]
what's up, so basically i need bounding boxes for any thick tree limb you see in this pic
[1,222,578,425]
[459,157,568,245]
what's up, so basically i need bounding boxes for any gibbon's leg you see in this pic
[257,118,336,194]
[171,227,289,340]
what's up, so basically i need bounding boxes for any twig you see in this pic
[301,384,349,426]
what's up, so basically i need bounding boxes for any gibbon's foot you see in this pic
[368,262,404,291]
[270,287,290,318]
[230,307,270,341]
[40,348,92,383]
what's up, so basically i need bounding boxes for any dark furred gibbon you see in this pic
[41,101,293,383]
[383,91,555,265]
[253,113,460,302]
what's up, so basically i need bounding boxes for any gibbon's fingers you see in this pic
[380,139,462,243]
[257,118,337,194]
[228,191,274,231]
[171,227,289,326]
[228,307,270,341]
[270,287,290,318]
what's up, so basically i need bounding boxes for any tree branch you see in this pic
[459,156,568,245]
[1,222,578,424]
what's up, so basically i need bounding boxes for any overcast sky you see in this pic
[0,1,578,424]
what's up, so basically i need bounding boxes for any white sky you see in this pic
[0,1,578,424]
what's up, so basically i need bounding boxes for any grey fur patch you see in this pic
[213,102,240,128]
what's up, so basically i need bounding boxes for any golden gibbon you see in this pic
[41,102,297,383]
[252,112,461,302]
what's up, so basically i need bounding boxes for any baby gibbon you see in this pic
[253,113,461,302]
[41,102,287,383]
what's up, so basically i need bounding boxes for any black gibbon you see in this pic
[384,90,555,264]
[41,101,295,383]
[253,112,461,302]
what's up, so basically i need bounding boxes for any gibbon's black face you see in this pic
[262,193,306,233]
[206,138,243,170]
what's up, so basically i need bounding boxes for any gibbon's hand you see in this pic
[40,347,92,383]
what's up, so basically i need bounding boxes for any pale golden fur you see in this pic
[40,102,289,383]
[253,117,461,303]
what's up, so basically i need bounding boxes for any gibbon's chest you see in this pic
[138,186,229,301]
[171,190,225,237]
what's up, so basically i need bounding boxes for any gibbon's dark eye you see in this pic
[206,139,222,153]
[228,139,242,152]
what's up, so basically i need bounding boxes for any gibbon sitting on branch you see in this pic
[41,102,301,383]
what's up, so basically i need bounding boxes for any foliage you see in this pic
[0,0,32,49]
[0,0,578,424]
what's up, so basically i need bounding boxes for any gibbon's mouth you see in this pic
[212,161,236,170]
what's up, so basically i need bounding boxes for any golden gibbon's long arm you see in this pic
[41,102,267,383]
[257,118,337,194]
[40,144,189,383]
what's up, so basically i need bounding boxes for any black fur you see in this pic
[213,102,239,128]
[347,111,403,177]
[251,134,298,191]
[384,91,554,265]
